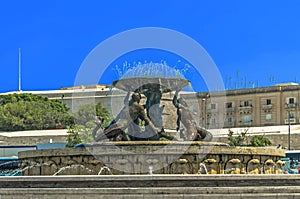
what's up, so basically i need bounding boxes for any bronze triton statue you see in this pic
[92,76,212,142]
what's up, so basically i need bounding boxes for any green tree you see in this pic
[66,102,112,146]
[227,129,272,147]
[250,135,272,147]
[72,103,111,126]
[0,93,72,131]
[0,93,68,112]
[227,129,248,146]
[66,125,82,147]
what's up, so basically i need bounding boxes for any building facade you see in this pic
[3,83,300,130]
[196,83,300,129]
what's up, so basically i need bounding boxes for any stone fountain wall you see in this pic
[18,141,285,175]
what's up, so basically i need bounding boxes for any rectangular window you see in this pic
[211,103,216,109]
[289,112,295,119]
[244,101,249,107]
[243,115,251,123]
[289,98,295,104]
[211,118,216,125]
[227,117,233,124]
[226,102,233,108]
[266,99,271,105]
[266,114,272,120]
[189,105,194,113]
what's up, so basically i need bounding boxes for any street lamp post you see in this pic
[202,98,206,129]
[287,109,291,150]
[285,103,291,150]
[202,94,210,129]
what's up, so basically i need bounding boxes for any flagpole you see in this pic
[18,48,21,92]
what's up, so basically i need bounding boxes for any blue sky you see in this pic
[1,0,300,92]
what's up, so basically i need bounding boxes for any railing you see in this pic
[207,108,218,113]
[238,106,252,114]
[225,107,235,112]
[224,122,234,127]
[262,104,272,110]
[285,103,297,109]
[285,118,296,124]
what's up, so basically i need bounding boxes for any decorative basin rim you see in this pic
[112,77,190,93]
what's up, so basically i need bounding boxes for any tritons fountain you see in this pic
[18,63,285,175]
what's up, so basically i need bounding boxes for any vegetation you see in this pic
[66,125,82,148]
[66,103,112,147]
[250,135,272,147]
[72,103,111,126]
[227,129,272,147]
[227,129,248,146]
[0,93,73,131]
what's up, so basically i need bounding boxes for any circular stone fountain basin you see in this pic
[18,141,285,175]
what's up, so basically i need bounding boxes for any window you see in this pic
[244,101,250,107]
[288,112,295,119]
[227,117,233,124]
[243,115,251,123]
[288,98,295,104]
[266,99,271,105]
[266,114,272,120]
[189,105,194,112]
[211,118,216,125]
[226,102,233,108]
[211,103,217,110]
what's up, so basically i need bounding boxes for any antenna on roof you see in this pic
[236,70,240,89]
[18,48,22,92]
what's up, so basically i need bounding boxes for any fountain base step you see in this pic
[0,175,300,198]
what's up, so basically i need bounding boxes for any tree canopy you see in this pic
[0,93,73,131]
[72,103,111,126]
[66,102,112,147]
[227,129,272,147]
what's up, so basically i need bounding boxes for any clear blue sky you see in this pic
[1,0,300,93]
